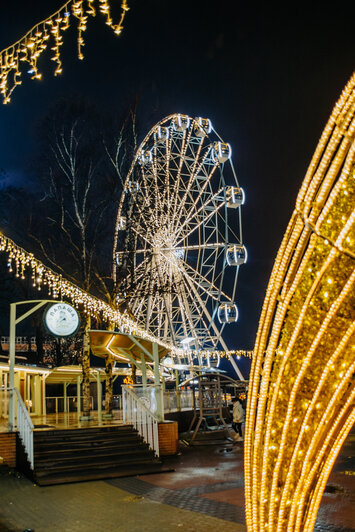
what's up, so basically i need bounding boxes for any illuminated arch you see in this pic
[245,72,355,532]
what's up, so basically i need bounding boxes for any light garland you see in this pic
[0,229,172,349]
[181,349,253,360]
[0,0,129,104]
[245,72,355,532]
[0,230,252,365]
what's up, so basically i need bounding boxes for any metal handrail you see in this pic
[46,395,94,413]
[9,387,34,469]
[122,385,160,457]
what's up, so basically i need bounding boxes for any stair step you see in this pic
[34,461,171,486]
[34,435,142,449]
[34,427,136,441]
[35,454,158,475]
[34,425,132,436]
[30,424,162,486]
[34,447,153,468]
[34,442,148,458]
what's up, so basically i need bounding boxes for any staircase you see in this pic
[32,424,166,486]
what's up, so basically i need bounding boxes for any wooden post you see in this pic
[104,354,114,418]
[34,375,41,416]
[81,315,92,420]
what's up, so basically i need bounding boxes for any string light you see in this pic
[183,349,253,360]
[0,229,252,366]
[0,229,171,347]
[0,0,129,104]
[245,72,355,532]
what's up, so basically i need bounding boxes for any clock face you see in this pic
[44,303,80,337]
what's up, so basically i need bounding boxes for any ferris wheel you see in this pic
[113,113,246,353]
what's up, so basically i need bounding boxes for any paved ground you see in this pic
[0,472,245,532]
[0,430,353,532]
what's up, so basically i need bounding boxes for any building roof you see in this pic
[89,330,171,363]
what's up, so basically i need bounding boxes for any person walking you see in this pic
[232,396,245,441]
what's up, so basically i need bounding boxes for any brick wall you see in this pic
[0,433,16,467]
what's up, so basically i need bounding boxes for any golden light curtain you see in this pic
[245,72,355,531]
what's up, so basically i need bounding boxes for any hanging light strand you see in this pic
[0,229,171,348]
[0,0,129,104]
[0,229,252,363]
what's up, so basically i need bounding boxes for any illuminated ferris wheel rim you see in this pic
[113,113,247,355]
[115,113,243,213]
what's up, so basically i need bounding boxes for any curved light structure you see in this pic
[245,72,355,532]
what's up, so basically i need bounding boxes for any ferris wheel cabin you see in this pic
[156,126,169,141]
[117,216,127,231]
[226,244,247,266]
[172,113,190,132]
[138,149,153,165]
[218,303,239,324]
[127,180,141,194]
[194,117,212,137]
[225,186,245,208]
[212,142,232,163]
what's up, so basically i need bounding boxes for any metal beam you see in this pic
[127,335,154,361]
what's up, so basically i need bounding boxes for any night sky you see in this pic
[0,1,354,359]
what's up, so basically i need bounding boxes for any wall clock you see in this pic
[44,302,80,338]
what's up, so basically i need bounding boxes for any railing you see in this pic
[46,396,94,414]
[5,387,34,469]
[113,394,123,411]
[122,385,160,457]
[163,389,193,412]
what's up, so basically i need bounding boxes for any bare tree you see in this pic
[1,97,136,417]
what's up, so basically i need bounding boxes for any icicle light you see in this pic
[0,229,252,364]
[0,0,129,104]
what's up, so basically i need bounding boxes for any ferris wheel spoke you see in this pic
[175,191,225,246]
[130,294,145,316]
[179,266,229,351]
[172,148,218,233]
[178,257,231,302]
[144,259,156,329]
[150,144,169,221]
[169,127,195,221]
[169,138,208,224]
[177,270,218,348]
[152,253,177,343]
[130,255,155,291]
[174,273,202,348]
[175,184,223,238]
[141,242,226,255]
[130,223,156,250]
